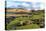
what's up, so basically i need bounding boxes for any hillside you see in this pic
[5,9,45,30]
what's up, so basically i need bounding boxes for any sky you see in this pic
[6,0,32,1]
[6,0,45,10]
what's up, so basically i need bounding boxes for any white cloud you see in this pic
[40,3,45,10]
[6,0,44,2]
[27,9,31,10]
[6,0,44,10]
[22,3,30,7]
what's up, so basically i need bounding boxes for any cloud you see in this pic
[6,1,32,8]
[6,0,43,2]
[6,1,44,10]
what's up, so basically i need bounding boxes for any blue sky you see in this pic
[6,1,32,8]
[6,0,44,10]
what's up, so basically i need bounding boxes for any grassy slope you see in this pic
[6,10,44,30]
[16,24,40,30]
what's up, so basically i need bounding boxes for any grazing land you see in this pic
[5,8,45,30]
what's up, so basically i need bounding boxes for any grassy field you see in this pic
[5,9,45,30]
[16,24,40,30]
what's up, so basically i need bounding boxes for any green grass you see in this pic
[16,24,40,30]
[32,11,44,19]
[6,10,45,30]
